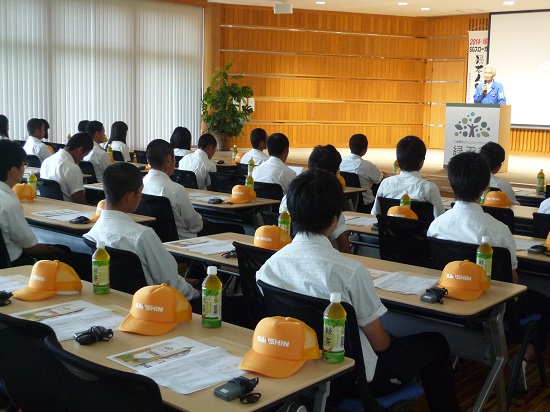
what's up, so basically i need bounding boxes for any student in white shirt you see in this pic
[23,118,52,163]
[240,128,269,166]
[0,115,10,139]
[479,141,519,205]
[170,127,193,158]
[178,133,217,190]
[143,139,203,239]
[83,121,112,183]
[106,121,131,162]
[251,132,296,194]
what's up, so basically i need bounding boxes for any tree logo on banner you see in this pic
[454,111,491,138]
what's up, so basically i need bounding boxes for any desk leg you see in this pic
[312,380,330,412]
[472,303,507,412]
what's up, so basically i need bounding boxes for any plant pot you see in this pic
[214,132,231,151]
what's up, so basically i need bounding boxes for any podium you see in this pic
[444,103,511,170]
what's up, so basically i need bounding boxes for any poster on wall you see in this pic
[465,31,488,103]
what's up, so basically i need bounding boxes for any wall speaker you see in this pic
[274,3,293,14]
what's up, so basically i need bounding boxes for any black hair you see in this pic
[0,115,9,138]
[287,168,343,235]
[396,135,426,172]
[197,133,217,150]
[349,134,368,155]
[78,120,90,132]
[107,121,128,146]
[27,118,44,136]
[448,152,490,202]
[170,127,192,150]
[266,133,289,157]
[65,133,93,152]
[250,128,267,149]
[479,141,505,171]
[0,140,26,181]
[147,139,174,169]
[41,119,50,140]
[103,162,143,204]
[308,145,342,175]
[85,121,104,137]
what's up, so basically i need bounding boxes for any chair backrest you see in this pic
[112,150,124,162]
[257,280,380,412]
[208,171,245,193]
[237,162,249,176]
[82,237,149,294]
[0,230,11,269]
[339,171,368,212]
[43,336,164,412]
[377,214,431,268]
[481,205,515,234]
[46,142,65,153]
[532,212,550,239]
[170,169,199,189]
[0,313,68,412]
[26,154,41,167]
[377,196,434,222]
[78,160,98,184]
[133,150,147,164]
[253,181,284,201]
[232,241,276,329]
[136,194,179,242]
[37,177,64,200]
[175,155,183,168]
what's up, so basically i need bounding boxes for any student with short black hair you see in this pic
[479,141,519,205]
[0,115,9,139]
[143,139,203,239]
[251,132,296,194]
[84,121,111,182]
[178,133,217,190]
[78,120,90,132]
[106,121,131,161]
[23,118,52,163]
[240,128,269,165]
[84,162,199,301]
[371,135,444,217]
[257,168,459,411]
[170,127,193,157]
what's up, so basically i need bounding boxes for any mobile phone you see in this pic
[528,245,547,254]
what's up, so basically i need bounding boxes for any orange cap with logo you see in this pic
[240,316,320,378]
[227,185,256,204]
[387,205,418,220]
[119,284,192,336]
[88,199,106,223]
[439,260,490,301]
[483,191,511,208]
[13,183,35,202]
[13,260,82,301]
[254,225,292,251]
[337,173,346,189]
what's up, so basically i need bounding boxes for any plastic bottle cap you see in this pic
[329,292,341,303]
[481,236,490,244]
[97,241,105,248]
[207,266,217,275]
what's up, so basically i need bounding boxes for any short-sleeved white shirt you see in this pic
[40,150,84,202]
[83,141,112,183]
[24,136,52,163]
[174,148,192,158]
[340,154,384,205]
[490,173,519,205]
[251,156,296,195]
[143,169,203,239]
[240,149,269,166]
[539,197,550,214]
[256,232,387,380]
[178,149,217,190]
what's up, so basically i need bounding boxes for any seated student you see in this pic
[170,127,193,158]
[0,115,10,139]
[539,197,550,214]
[106,121,131,162]
[257,168,459,410]
[279,144,351,253]
[83,121,112,183]
[77,120,89,133]
[84,162,199,301]
[251,132,296,195]
[40,133,93,204]
[340,133,384,211]
[143,139,203,239]
[479,141,519,205]
[23,118,52,163]
[178,133,217,190]
[240,128,269,166]
[428,151,550,392]
[371,135,445,218]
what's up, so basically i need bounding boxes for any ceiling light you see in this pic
[397,2,408,5]
[503,1,514,5]
[316,1,325,4]
[421,7,430,11]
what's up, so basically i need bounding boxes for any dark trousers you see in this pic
[515,289,550,349]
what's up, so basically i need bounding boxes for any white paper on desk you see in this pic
[0,276,27,292]
[442,199,454,206]
[514,189,537,196]
[138,347,245,394]
[164,237,234,255]
[367,269,393,280]
[347,217,377,227]
[32,209,93,222]
[515,238,544,251]
[188,193,229,202]
[373,272,437,295]
[289,166,304,175]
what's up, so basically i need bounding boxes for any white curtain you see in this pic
[0,0,203,149]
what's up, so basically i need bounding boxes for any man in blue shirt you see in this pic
[474,64,506,104]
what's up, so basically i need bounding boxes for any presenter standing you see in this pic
[474,65,507,104]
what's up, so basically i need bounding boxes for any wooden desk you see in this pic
[0,266,353,412]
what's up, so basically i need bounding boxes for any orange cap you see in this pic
[387,205,418,220]
[13,183,35,202]
[254,225,292,251]
[227,185,256,204]
[438,260,490,301]
[119,284,192,336]
[88,199,106,223]
[483,191,511,208]
[337,173,346,189]
[235,152,245,163]
[13,260,82,301]
[240,316,320,378]
[544,232,550,249]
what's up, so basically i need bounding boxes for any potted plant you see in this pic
[201,63,254,151]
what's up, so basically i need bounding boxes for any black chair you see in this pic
[257,211,279,227]
[79,160,98,184]
[208,171,245,193]
[112,150,125,161]
[170,169,198,189]
[376,196,434,223]
[0,313,68,412]
[82,237,149,294]
[0,231,10,269]
[340,171,369,213]
[232,242,275,329]
[253,181,284,201]
[43,336,164,412]
[15,139,26,147]
[481,205,515,234]
[136,194,179,242]
[175,155,183,168]
[257,280,424,412]
[490,187,501,192]
[377,214,431,268]
[46,142,65,153]
[26,154,41,167]
[533,212,550,239]
[37,177,64,200]
[237,162,249,176]
[133,149,147,164]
